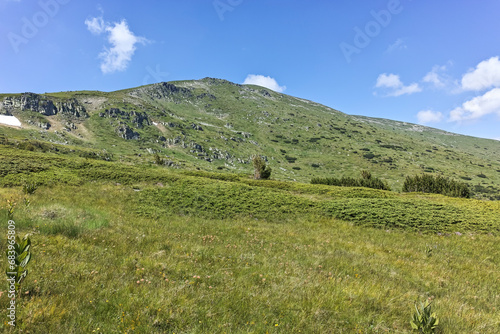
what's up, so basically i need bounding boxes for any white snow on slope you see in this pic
[0,115,21,127]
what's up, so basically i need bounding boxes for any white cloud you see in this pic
[423,65,448,88]
[449,88,500,122]
[85,17,106,35]
[376,73,401,88]
[85,16,148,74]
[385,38,407,53]
[461,56,500,91]
[417,110,443,124]
[375,73,421,97]
[243,75,286,93]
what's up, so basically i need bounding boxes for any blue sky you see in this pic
[1,0,500,140]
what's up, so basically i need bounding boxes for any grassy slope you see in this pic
[2,78,500,199]
[0,145,499,332]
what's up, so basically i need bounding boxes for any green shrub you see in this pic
[363,153,375,159]
[252,155,272,180]
[311,171,390,191]
[402,174,470,198]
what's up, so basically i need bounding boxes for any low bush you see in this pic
[402,174,470,198]
[311,171,391,191]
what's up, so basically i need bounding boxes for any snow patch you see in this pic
[0,115,21,127]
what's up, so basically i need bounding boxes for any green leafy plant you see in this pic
[7,199,16,220]
[6,234,32,296]
[410,301,439,333]
[22,181,38,195]
[425,245,433,257]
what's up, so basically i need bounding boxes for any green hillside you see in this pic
[1,77,499,198]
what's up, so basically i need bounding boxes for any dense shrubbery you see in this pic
[402,174,470,198]
[311,171,391,191]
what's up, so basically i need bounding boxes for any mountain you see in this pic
[1,77,499,198]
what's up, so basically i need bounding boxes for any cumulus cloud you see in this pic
[461,56,500,91]
[449,88,500,122]
[375,73,421,97]
[417,110,443,124]
[85,16,148,74]
[243,75,286,93]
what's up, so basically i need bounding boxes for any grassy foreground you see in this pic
[0,179,499,333]
[0,145,499,332]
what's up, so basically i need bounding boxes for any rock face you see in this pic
[116,124,140,140]
[1,93,88,118]
[56,99,87,118]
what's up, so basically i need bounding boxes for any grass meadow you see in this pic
[0,179,498,332]
[0,145,499,332]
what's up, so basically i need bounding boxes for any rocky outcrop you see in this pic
[99,108,151,130]
[191,123,203,131]
[116,124,140,140]
[1,93,87,118]
[56,99,87,118]
[260,89,272,97]
[196,93,217,100]
[26,119,51,130]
